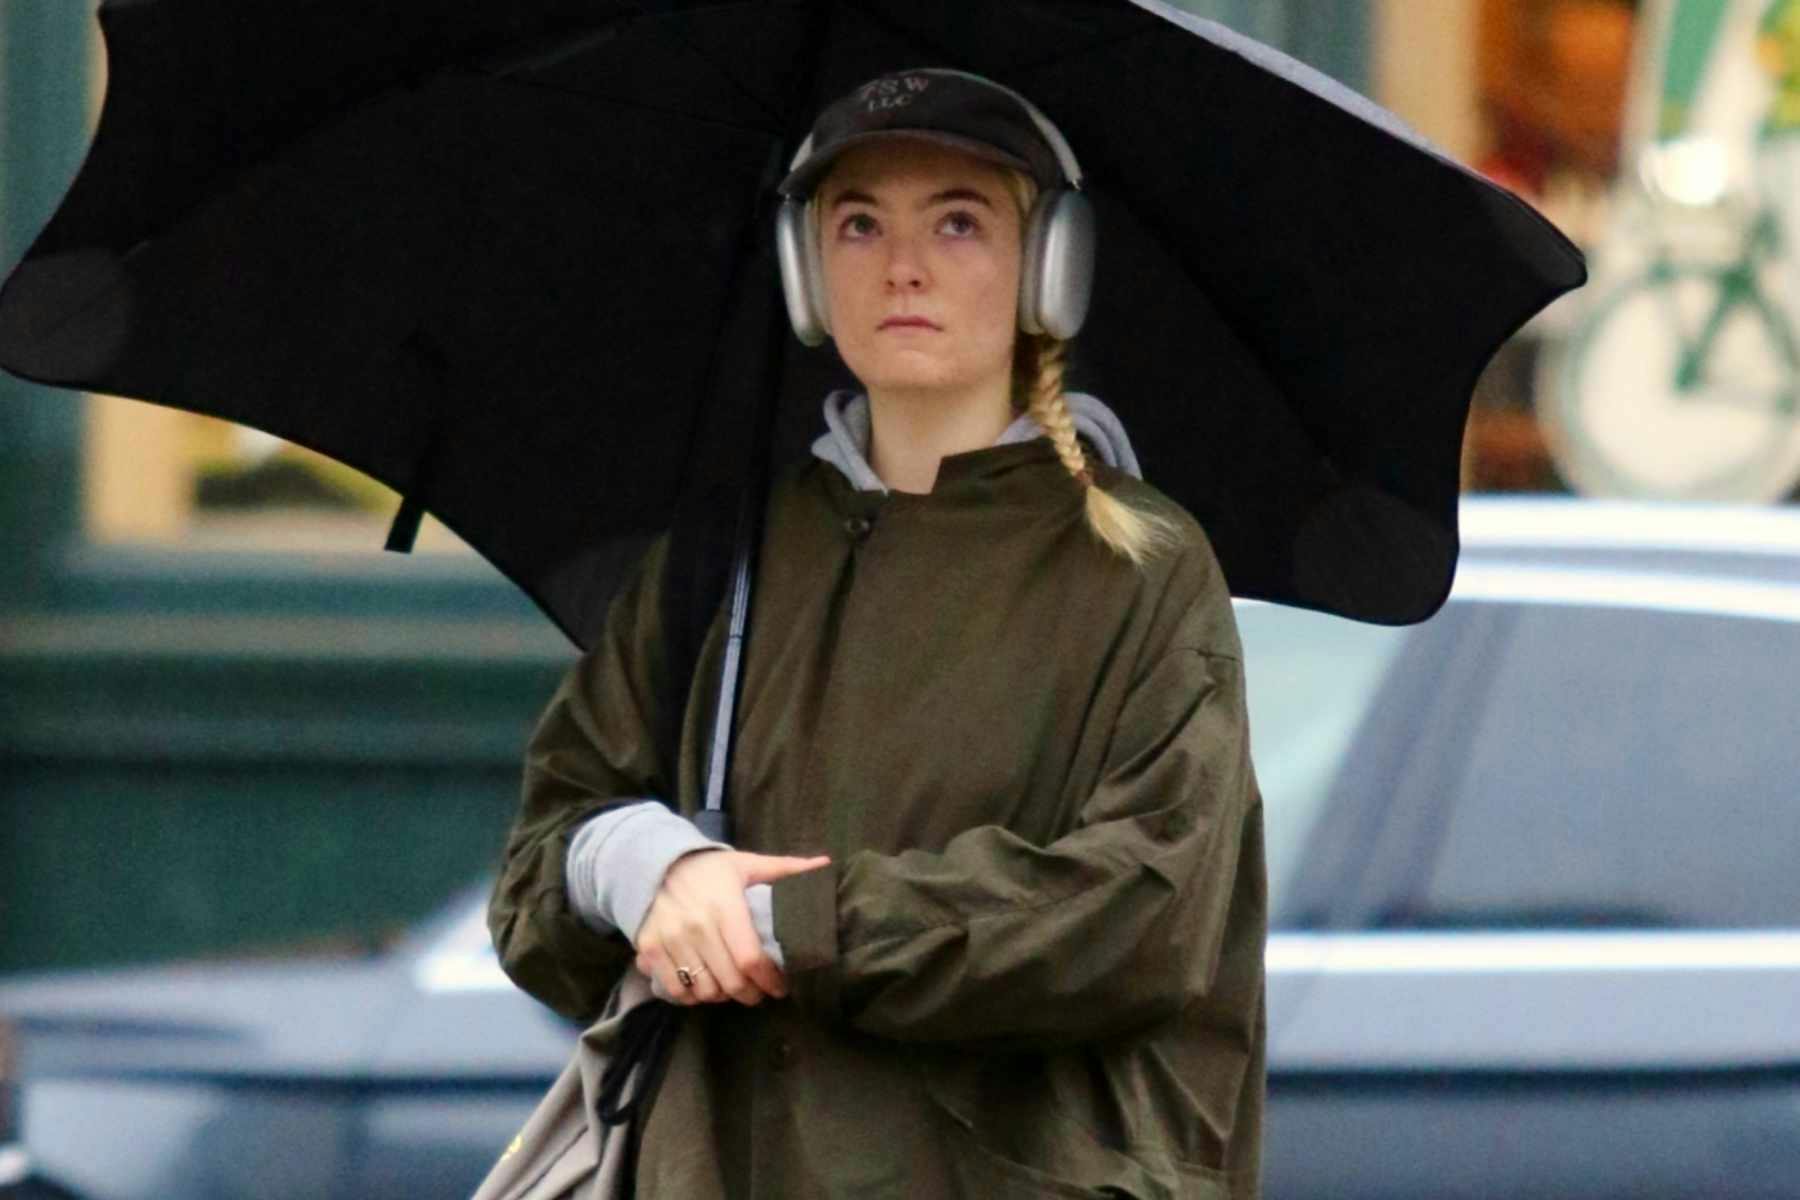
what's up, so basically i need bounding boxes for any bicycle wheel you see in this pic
[1546,265,1800,501]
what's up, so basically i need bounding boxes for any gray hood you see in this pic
[810,389,1143,493]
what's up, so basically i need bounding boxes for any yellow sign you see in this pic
[1762,0,1800,130]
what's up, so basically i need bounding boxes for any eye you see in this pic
[940,210,982,237]
[838,212,878,239]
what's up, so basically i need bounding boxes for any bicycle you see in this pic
[1541,133,1800,501]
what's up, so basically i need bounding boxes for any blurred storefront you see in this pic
[1479,1,1639,493]
[1438,0,1800,503]
[1410,0,1643,493]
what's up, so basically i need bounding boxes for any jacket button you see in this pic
[770,1037,793,1069]
[844,515,873,538]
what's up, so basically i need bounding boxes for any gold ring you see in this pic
[676,964,709,988]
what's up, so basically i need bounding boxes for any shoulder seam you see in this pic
[1166,644,1241,666]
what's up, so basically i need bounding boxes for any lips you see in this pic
[880,317,940,330]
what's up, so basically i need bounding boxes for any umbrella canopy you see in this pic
[0,0,1586,646]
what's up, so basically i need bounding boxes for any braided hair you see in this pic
[999,170,1182,568]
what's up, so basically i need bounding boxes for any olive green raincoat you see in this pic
[489,435,1267,1198]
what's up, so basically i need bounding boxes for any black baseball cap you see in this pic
[778,68,1071,200]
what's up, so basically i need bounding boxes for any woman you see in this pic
[489,68,1267,1198]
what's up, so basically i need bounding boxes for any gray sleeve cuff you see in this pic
[566,802,727,942]
[746,883,783,970]
[565,804,788,966]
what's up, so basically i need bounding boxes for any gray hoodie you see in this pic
[566,389,1143,993]
[809,387,1142,492]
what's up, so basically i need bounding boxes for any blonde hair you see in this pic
[808,160,1184,569]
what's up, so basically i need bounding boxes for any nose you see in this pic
[883,231,927,292]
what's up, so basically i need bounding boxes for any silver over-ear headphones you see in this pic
[774,70,1095,348]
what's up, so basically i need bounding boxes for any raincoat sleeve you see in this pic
[487,533,681,1023]
[771,547,1258,1053]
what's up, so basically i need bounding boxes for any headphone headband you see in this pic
[916,68,1084,188]
[781,68,1083,199]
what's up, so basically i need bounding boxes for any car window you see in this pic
[1234,601,1408,927]
[1402,603,1800,930]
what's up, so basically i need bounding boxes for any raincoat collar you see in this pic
[809,388,1143,496]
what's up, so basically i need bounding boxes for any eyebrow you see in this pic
[827,186,995,213]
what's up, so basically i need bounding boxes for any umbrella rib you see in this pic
[1059,103,1323,464]
[618,0,783,123]
[478,0,785,124]
[1111,177,1301,441]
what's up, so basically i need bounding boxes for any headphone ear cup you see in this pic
[1016,192,1051,337]
[776,197,832,346]
[1017,188,1095,341]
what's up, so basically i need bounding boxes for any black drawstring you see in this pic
[596,999,684,1200]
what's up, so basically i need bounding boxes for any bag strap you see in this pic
[594,482,759,1188]
[655,475,762,844]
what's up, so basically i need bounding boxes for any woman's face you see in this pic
[815,139,1024,401]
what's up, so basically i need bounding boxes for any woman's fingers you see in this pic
[690,908,769,1005]
[637,940,705,1006]
[639,850,828,1006]
[643,860,768,1006]
[735,852,832,887]
[715,891,786,1001]
[678,898,752,1005]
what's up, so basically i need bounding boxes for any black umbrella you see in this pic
[0,0,1586,647]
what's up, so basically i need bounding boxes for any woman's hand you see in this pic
[635,848,830,1006]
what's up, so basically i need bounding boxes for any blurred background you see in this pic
[6,4,1800,1197]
